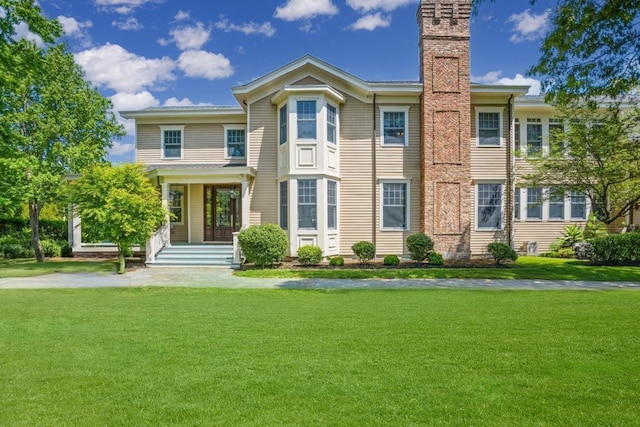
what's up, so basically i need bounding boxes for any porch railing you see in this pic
[146,222,170,263]
[232,225,247,265]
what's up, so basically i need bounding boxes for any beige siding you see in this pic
[190,184,204,243]
[136,123,246,165]
[514,221,586,254]
[292,76,323,85]
[248,96,278,225]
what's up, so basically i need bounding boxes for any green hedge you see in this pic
[590,233,640,265]
[0,218,67,242]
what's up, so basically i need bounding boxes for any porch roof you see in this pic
[146,164,257,180]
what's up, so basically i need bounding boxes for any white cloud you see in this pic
[346,0,416,12]
[348,12,391,30]
[109,141,135,156]
[113,6,133,14]
[166,22,211,50]
[110,91,159,134]
[508,9,550,43]
[472,70,541,95]
[112,17,143,30]
[74,43,176,93]
[57,16,93,37]
[94,0,162,14]
[274,0,338,21]
[177,50,234,80]
[13,22,44,46]
[175,10,190,21]
[215,17,276,37]
[163,97,212,107]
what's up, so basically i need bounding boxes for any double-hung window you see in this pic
[514,188,521,220]
[381,182,408,229]
[225,126,246,159]
[297,101,316,139]
[478,112,501,146]
[381,107,409,146]
[279,181,288,230]
[477,183,502,229]
[327,180,337,230]
[169,185,184,224]
[548,187,565,220]
[571,191,587,219]
[327,104,337,144]
[161,126,184,159]
[298,179,317,229]
[548,118,564,156]
[279,104,288,145]
[514,118,521,154]
[527,118,542,157]
[527,187,543,220]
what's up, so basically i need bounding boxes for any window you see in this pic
[161,126,184,159]
[225,127,246,158]
[381,107,409,146]
[279,181,288,230]
[571,191,587,219]
[327,180,337,229]
[169,185,184,224]
[549,118,564,156]
[527,118,542,157]
[514,187,521,220]
[327,104,337,144]
[527,187,543,220]
[478,112,501,146]
[298,179,317,229]
[548,187,565,220]
[279,104,288,145]
[514,118,521,154]
[477,183,502,229]
[297,101,316,139]
[382,182,408,229]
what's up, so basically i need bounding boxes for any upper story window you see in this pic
[161,125,184,159]
[527,118,542,157]
[514,118,521,154]
[478,111,501,146]
[297,100,316,139]
[380,107,409,146]
[381,181,409,230]
[279,104,288,145]
[327,104,337,144]
[224,126,246,159]
[548,118,565,156]
[477,183,502,230]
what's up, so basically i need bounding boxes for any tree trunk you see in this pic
[29,201,44,263]
[117,248,126,274]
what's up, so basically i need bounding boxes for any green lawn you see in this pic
[236,256,640,282]
[1,288,639,425]
[0,258,115,277]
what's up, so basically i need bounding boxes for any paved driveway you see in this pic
[1,267,639,290]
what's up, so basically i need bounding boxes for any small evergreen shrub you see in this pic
[40,240,62,258]
[60,242,73,257]
[427,252,444,265]
[383,254,400,266]
[583,214,608,240]
[328,256,344,266]
[351,241,376,265]
[554,247,576,258]
[406,233,434,263]
[487,242,518,265]
[297,245,323,265]
[1,244,35,259]
[238,223,288,268]
[590,233,640,265]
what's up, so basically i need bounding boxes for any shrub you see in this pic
[428,252,444,265]
[1,244,35,259]
[328,256,344,267]
[590,233,640,265]
[238,223,288,268]
[573,241,593,260]
[352,241,376,265]
[487,242,518,265]
[560,224,584,247]
[297,245,323,265]
[383,254,400,266]
[406,233,434,263]
[584,214,608,240]
[40,240,62,258]
[0,218,67,242]
[60,242,73,257]
[554,247,576,258]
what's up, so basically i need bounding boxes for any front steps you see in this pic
[148,244,236,268]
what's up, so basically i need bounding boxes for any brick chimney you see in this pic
[417,0,472,259]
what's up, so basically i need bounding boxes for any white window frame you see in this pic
[297,179,317,230]
[476,107,503,147]
[160,125,184,159]
[327,103,337,145]
[514,187,521,221]
[169,184,184,225]
[380,106,410,147]
[279,104,288,145]
[380,179,410,231]
[547,187,566,221]
[570,191,588,220]
[526,118,543,157]
[279,181,288,230]
[327,179,338,230]
[223,125,246,159]
[476,182,504,231]
[526,187,543,220]
[296,99,318,140]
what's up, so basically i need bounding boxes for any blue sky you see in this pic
[36,0,553,162]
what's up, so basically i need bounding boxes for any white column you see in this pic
[241,177,250,228]
[187,184,192,243]
[71,207,82,251]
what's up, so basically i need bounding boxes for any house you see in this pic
[68,0,639,264]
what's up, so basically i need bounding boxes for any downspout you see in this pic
[506,94,514,247]
[372,93,377,247]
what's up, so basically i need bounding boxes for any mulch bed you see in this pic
[240,257,501,270]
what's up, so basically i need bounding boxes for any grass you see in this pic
[1,288,639,425]
[236,256,640,282]
[0,258,115,278]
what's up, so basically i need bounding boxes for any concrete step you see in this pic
[149,244,236,268]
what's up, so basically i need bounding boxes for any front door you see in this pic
[204,185,241,242]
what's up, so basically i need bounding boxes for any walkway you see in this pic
[0,267,639,290]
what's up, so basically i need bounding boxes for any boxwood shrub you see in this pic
[238,223,288,268]
[590,233,640,265]
[352,241,376,265]
[487,242,518,265]
[428,252,444,266]
[383,254,400,266]
[406,233,434,263]
[328,256,344,266]
[297,245,323,265]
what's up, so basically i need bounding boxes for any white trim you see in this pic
[475,107,504,147]
[475,181,504,231]
[187,184,192,243]
[169,184,185,225]
[293,97,320,142]
[379,179,410,231]
[160,125,184,160]
[379,106,410,147]
[223,125,247,159]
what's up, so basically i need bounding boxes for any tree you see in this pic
[0,40,124,262]
[69,164,169,274]
[0,0,61,44]
[521,103,640,224]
